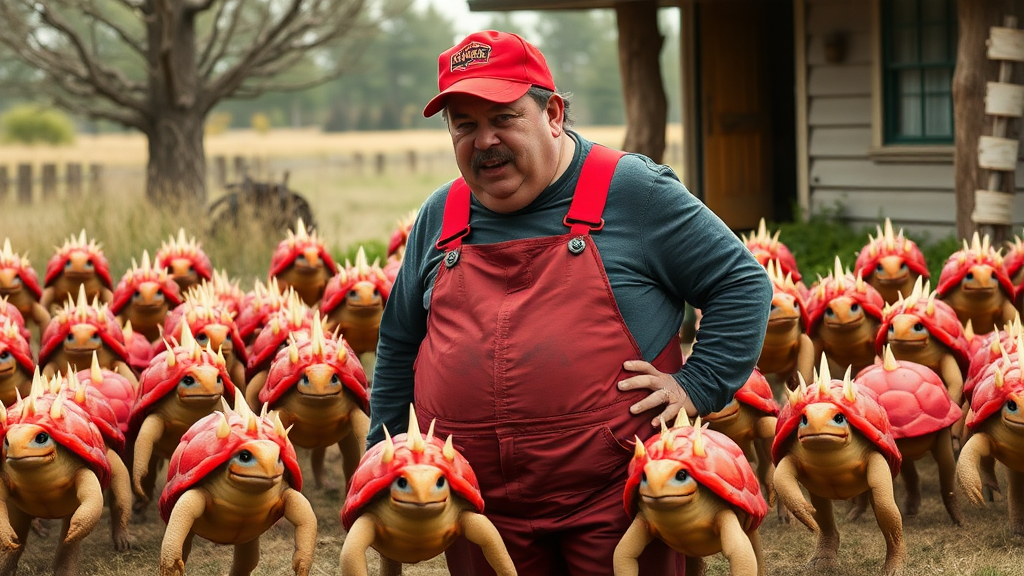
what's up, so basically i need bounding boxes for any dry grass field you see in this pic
[0,127,1021,575]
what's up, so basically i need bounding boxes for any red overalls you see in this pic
[414,146,685,575]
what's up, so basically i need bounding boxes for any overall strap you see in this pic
[436,178,472,251]
[563,144,626,236]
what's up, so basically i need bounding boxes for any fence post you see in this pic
[89,164,103,195]
[66,163,82,198]
[41,164,57,200]
[407,150,417,173]
[375,152,386,176]
[0,166,7,202]
[213,155,227,188]
[17,164,31,204]
[233,155,247,179]
[353,152,364,176]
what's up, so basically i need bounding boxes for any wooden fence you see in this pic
[0,163,104,204]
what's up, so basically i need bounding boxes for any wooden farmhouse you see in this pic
[467,0,1024,239]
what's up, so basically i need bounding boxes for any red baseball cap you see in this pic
[422,30,556,118]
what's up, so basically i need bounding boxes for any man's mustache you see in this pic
[472,148,515,171]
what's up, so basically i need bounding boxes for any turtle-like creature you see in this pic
[937,233,1017,336]
[154,229,214,294]
[0,320,33,408]
[268,218,338,308]
[250,318,368,489]
[0,239,49,334]
[614,413,767,576]
[340,405,515,576]
[772,356,905,575]
[856,346,963,524]
[806,257,886,377]
[130,321,236,512]
[235,279,293,346]
[756,261,814,397]
[742,218,803,286]
[0,373,110,576]
[158,392,316,576]
[957,343,1024,535]
[320,247,393,356]
[163,284,248,392]
[40,230,113,314]
[853,218,930,305]
[110,251,182,344]
[244,293,314,396]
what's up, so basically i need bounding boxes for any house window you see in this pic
[882,0,957,144]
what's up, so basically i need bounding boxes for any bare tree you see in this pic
[0,0,390,207]
[615,0,666,163]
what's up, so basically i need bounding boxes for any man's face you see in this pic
[445,92,564,213]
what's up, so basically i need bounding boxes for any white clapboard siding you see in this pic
[808,65,873,97]
[809,96,873,127]
[810,127,873,157]
[807,0,871,33]
[810,159,954,190]
[807,32,873,66]
[812,189,955,221]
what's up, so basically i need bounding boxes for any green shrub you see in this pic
[0,105,75,145]
[337,240,388,267]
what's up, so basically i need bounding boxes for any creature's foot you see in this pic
[776,501,792,524]
[30,518,50,538]
[132,500,151,520]
[883,555,906,576]
[942,491,964,526]
[845,495,869,521]
[111,526,131,552]
[808,553,839,572]
[902,493,921,517]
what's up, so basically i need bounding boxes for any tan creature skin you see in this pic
[941,264,1018,335]
[41,256,112,315]
[886,313,964,405]
[773,367,905,575]
[869,254,919,305]
[276,248,332,309]
[160,402,316,576]
[757,263,814,395]
[814,294,881,377]
[120,282,171,343]
[133,364,227,510]
[0,349,31,408]
[41,322,136,385]
[0,282,49,336]
[958,389,1024,535]
[325,280,383,356]
[0,425,104,576]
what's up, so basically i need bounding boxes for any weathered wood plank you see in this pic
[808,96,872,126]
[811,189,956,223]
[806,0,871,34]
[808,65,872,97]
[810,159,954,189]
[807,32,872,65]
[809,127,872,157]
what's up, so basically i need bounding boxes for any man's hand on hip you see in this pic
[618,360,698,427]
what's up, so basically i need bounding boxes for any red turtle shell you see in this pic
[43,242,112,288]
[0,251,42,300]
[769,273,809,331]
[383,260,402,285]
[76,367,134,436]
[965,330,1011,398]
[624,426,767,531]
[64,375,126,454]
[3,391,111,489]
[387,218,414,258]
[38,304,128,368]
[1004,239,1024,285]
[876,297,970,375]
[128,345,236,436]
[163,305,249,366]
[854,235,930,283]
[320,266,393,317]
[268,237,338,279]
[735,369,779,416]
[341,431,483,530]
[125,330,156,373]
[159,409,302,523]
[772,381,901,476]
[855,359,960,439]
[110,269,182,316]
[259,334,368,413]
[805,273,886,335]
[154,244,213,283]
[968,359,1024,429]
[936,248,1015,299]
[747,241,801,283]
[0,302,31,342]
[0,323,34,375]
[246,308,315,380]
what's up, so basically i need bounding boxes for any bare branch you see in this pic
[49,92,149,131]
[200,0,244,79]
[185,0,216,12]
[78,1,147,57]
[196,0,230,72]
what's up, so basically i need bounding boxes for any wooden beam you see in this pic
[468,0,682,11]
[795,0,809,221]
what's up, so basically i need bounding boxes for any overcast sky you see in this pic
[413,0,538,38]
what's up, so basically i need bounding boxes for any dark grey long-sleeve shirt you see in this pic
[367,131,772,446]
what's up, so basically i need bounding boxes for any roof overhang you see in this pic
[468,0,684,11]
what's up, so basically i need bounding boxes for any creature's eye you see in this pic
[394,477,410,491]
[825,308,835,318]
[179,375,197,387]
[0,351,9,361]
[216,376,223,385]
[296,255,308,264]
[132,290,142,300]
[900,263,908,271]
[84,259,94,270]
[196,333,210,345]
[913,323,926,334]
[640,472,648,484]
[373,289,380,297]
[675,470,689,482]
[330,374,340,385]
[793,302,800,312]
[90,333,101,343]
[965,273,974,282]
[348,290,358,299]
[9,275,20,286]
[3,437,8,450]
[435,476,447,489]
[1007,400,1019,414]
[800,415,808,426]
[165,266,174,275]
[832,413,846,425]
[770,304,777,313]
[32,432,50,446]
[300,375,310,385]
[850,304,860,313]
[153,292,164,302]
[888,325,895,334]
[64,261,72,270]
[188,265,195,273]
[876,263,884,272]
[66,334,75,343]
[233,450,255,465]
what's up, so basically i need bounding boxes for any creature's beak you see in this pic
[302,248,321,269]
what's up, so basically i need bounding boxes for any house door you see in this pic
[698,1,774,230]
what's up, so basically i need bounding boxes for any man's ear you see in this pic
[546,94,565,136]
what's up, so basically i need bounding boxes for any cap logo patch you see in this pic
[451,42,492,72]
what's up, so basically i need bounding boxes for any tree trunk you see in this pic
[144,0,206,208]
[615,2,667,163]
[953,0,1022,241]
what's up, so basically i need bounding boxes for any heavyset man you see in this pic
[368,30,772,575]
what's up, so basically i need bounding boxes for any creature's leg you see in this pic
[715,509,757,576]
[132,415,166,507]
[939,354,964,405]
[932,428,963,525]
[161,490,205,576]
[0,506,31,576]
[846,493,869,522]
[461,511,517,576]
[611,516,652,576]
[684,556,706,576]
[101,287,114,305]
[229,361,247,395]
[1007,469,1024,537]
[181,532,195,563]
[40,287,55,313]
[796,334,816,386]
[866,452,906,576]
[244,371,268,409]
[107,448,132,551]
[339,409,370,488]
[957,434,994,506]
[53,517,82,576]
[310,447,329,489]
[901,459,921,516]
[28,303,50,331]
[773,456,818,531]
[751,435,774,503]
[66,469,103,544]
[981,456,1001,501]
[380,557,403,576]
[807,493,839,571]
[339,515,378,576]
[748,528,764,576]
[282,489,316,576]
[229,538,260,576]
[112,361,139,388]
